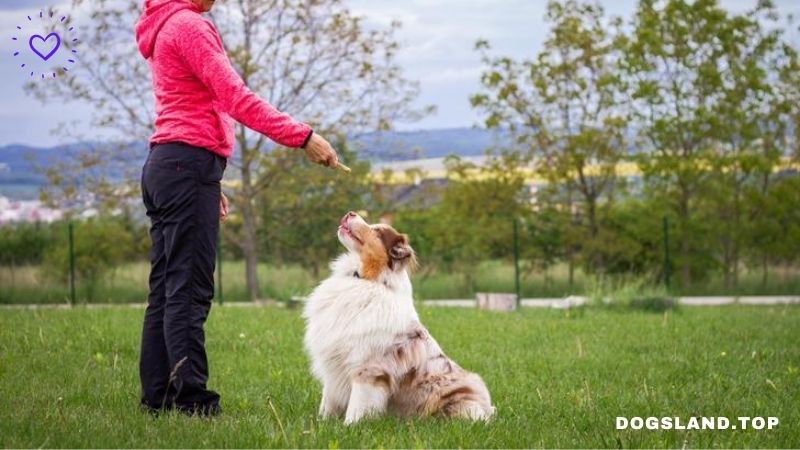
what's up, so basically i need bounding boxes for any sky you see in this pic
[0,0,798,147]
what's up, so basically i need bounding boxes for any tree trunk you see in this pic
[586,195,602,273]
[759,172,771,290]
[464,267,477,294]
[311,262,320,279]
[722,251,732,290]
[239,163,260,302]
[678,188,691,289]
[587,198,598,239]
[731,179,741,288]
[233,24,261,303]
[567,183,576,287]
[568,260,575,287]
[721,234,733,290]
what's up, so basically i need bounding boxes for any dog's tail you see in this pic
[434,374,495,422]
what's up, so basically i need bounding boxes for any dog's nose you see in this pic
[341,211,357,226]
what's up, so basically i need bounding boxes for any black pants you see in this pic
[139,142,226,412]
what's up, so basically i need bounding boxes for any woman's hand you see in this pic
[303,133,339,169]
[220,192,229,221]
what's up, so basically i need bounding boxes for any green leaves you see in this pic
[614,0,800,287]
[470,0,800,286]
[472,0,628,274]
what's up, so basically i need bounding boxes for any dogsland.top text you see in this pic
[616,416,779,431]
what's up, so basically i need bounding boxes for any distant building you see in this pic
[370,156,545,223]
[0,196,64,224]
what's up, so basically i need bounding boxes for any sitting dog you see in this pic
[303,211,495,424]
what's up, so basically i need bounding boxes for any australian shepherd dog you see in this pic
[303,211,495,424]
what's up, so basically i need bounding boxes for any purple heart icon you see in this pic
[29,32,61,61]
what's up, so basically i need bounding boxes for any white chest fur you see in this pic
[303,252,418,379]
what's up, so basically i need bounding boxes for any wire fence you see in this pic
[1,216,799,305]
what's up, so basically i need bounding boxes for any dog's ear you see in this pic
[389,241,412,260]
[377,226,417,272]
[389,237,416,272]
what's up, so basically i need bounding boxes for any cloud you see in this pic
[350,0,800,131]
[1,0,799,144]
[0,0,48,11]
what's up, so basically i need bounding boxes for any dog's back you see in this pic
[384,324,495,421]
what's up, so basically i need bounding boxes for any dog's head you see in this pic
[337,211,416,280]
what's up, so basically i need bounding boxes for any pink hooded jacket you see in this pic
[135,0,313,158]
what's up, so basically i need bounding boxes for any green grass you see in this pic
[1,306,798,448]
[1,260,799,304]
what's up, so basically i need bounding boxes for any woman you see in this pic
[134,0,339,416]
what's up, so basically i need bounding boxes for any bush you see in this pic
[42,218,138,302]
[0,222,56,266]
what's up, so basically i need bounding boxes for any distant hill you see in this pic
[0,141,144,200]
[0,127,509,199]
[351,127,511,161]
[0,144,72,200]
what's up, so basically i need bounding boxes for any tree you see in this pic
[595,197,666,277]
[520,201,567,286]
[29,0,428,300]
[745,175,800,286]
[618,0,800,288]
[471,0,627,279]
[738,10,800,288]
[699,1,799,288]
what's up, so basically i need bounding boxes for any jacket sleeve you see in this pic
[173,16,313,149]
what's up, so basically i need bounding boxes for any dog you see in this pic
[303,211,495,424]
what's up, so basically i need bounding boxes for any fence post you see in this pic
[68,221,76,306]
[662,216,671,292]
[217,226,224,305]
[513,218,521,309]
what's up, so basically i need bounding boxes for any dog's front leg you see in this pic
[319,382,348,419]
[344,366,392,425]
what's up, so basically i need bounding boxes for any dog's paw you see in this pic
[343,413,362,426]
[344,407,375,425]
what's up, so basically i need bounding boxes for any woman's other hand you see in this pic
[220,192,229,221]
[303,133,339,169]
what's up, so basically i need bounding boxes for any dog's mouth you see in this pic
[338,226,363,244]
[338,216,363,245]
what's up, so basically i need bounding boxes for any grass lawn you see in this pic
[1,305,798,448]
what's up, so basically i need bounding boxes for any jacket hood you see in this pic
[135,0,200,59]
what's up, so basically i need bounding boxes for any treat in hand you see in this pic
[304,132,339,169]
